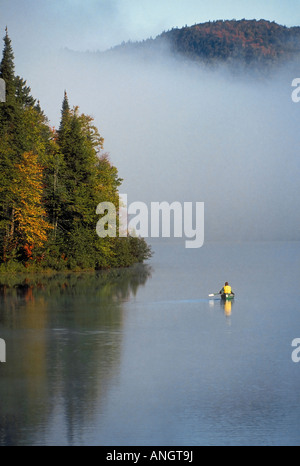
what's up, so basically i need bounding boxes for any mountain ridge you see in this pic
[109,19,300,69]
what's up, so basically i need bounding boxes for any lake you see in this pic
[0,241,299,446]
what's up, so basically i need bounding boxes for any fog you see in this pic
[23,45,300,242]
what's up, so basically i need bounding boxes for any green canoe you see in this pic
[221,293,235,301]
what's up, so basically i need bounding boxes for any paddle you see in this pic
[209,293,220,297]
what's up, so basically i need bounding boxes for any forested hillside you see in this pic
[0,29,151,272]
[114,19,300,69]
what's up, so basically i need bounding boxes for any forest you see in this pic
[114,19,300,70]
[0,29,151,273]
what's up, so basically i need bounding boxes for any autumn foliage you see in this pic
[118,19,300,70]
[0,29,151,271]
[11,151,52,250]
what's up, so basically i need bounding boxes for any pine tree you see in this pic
[0,28,17,257]
[61,90,70,116]
[59,106,102,230]
[0,28,17,134]
[0,27,15,101]
[0,28,36,137]
[0,30,52,263]
[52,94,151,269]
[15,76,36,107]
[52,97,121,268]
[43,127,67,239]
[58,90,70,143]
[0,44,152,269]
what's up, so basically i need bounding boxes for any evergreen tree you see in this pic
[49,95,151,270]
[58,90,70,141]
[61,90,70,116]
[0,27,15,101]
[43,129,67,239]
[55,102,112,267]
[0,28,17,258]
[15,76,36,107]
[0,37,152,270]
[0,29,52,263]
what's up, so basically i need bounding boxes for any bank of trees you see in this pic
[157,20,300,67]
[0,29,151,271]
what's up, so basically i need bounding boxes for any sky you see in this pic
[0,0,300,242]
[1,0,300,56]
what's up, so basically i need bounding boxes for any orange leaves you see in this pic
[24,244,33,259]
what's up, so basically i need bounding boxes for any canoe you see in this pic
[221,293,235,301]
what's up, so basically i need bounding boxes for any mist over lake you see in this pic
[0,241,299,446]
[22,44,300,243]
[1,6,300,447]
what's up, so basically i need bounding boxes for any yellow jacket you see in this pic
[223,285,232,294]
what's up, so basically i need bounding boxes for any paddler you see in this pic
[219,282,235,296]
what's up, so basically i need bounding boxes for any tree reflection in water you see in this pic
[0,264,152,446]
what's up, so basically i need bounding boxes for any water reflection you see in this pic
[0,265,151,446]
[208,297,234,321]
[221,299,233,316]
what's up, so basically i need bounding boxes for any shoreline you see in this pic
[0,262,152,287]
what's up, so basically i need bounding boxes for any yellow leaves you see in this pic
[12,151,52,250]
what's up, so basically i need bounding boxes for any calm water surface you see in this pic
[0,241,299,446]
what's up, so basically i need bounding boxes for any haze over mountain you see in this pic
[109,19,300,71]
[21,19,300,242]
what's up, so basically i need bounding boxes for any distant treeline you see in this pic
[162,19,300,66]
[113,19,300,69]
[0,29,151,273]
